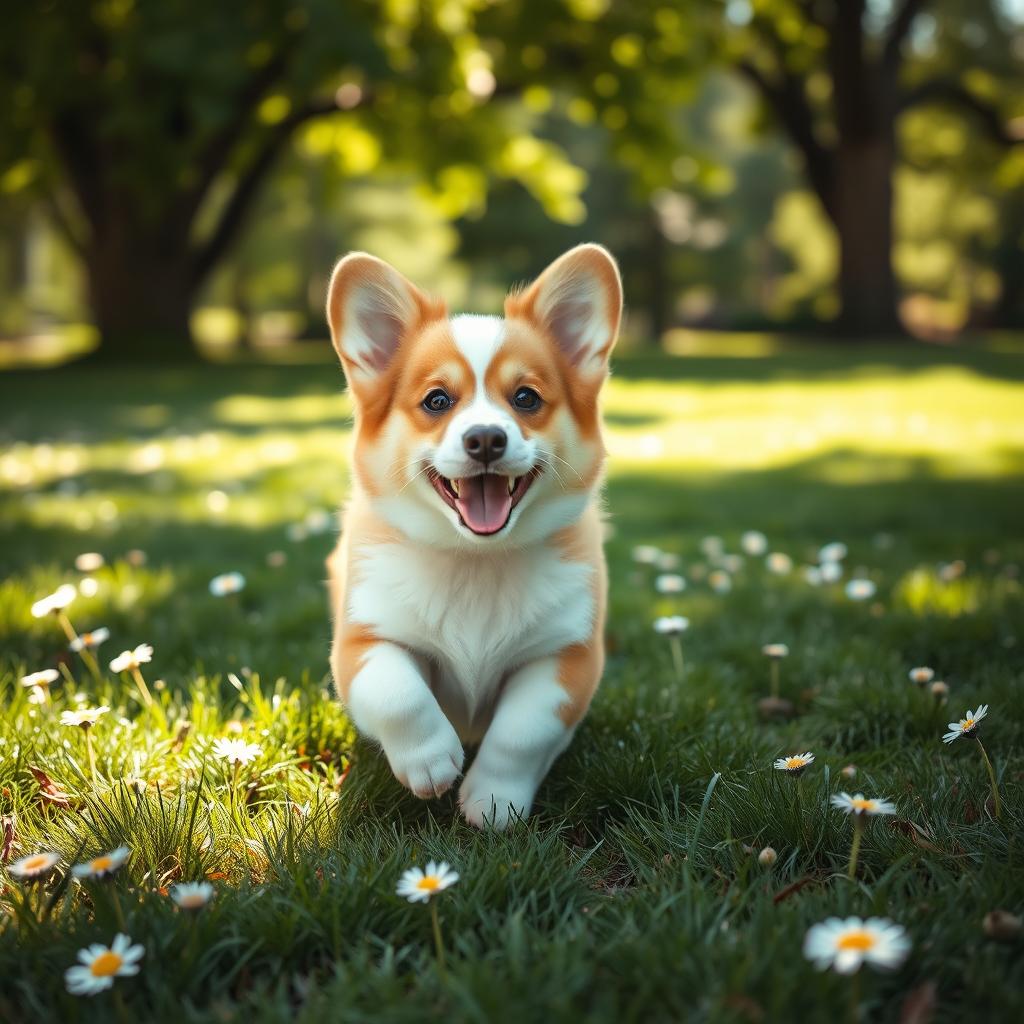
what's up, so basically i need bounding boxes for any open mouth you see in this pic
[428,468,540,536]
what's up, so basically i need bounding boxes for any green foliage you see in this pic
[1,342,1023,1020]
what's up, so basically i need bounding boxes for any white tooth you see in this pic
[508,477,516,494]
[451,480,460,497]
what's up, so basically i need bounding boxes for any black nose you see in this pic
[463,425,507,463]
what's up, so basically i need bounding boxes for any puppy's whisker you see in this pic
[540,449,583,483]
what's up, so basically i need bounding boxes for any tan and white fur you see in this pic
[325,244,622,828]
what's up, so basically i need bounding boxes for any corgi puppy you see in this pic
[325,244,622,828]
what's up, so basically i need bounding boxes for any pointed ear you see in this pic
[506,244,623,377]
[325,253,443,386]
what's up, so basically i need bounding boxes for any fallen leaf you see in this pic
[27,766,73,807]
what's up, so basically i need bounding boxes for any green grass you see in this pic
[1,340,1023,1023]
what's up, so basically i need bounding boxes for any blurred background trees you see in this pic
[1,0,1022,362]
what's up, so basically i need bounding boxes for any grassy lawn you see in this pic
[1,340,1023,1022]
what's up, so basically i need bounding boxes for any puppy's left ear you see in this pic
[507,243,623,377]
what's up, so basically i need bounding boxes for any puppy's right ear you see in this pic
[326,253,442,389]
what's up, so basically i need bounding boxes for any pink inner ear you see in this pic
[357,308,404,371]
[548,298,594,365]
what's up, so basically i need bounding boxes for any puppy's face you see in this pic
[326,245,622,548]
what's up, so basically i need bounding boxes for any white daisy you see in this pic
[721,554,744,574]
[820,560,843,583]
[64,934,145,996]
[908,666,934,685]
[631,545,661,565]
[20,668,59,689]
[212,737,262,765]
[774,751,815,775]
[27,686,47,705]
[803,566,824,586]
[654,573,686,594]
[69,627,110,652]
[930,680,949,701]
[396,861,459,903]
[942,704,988,744]
[72,847,130,880]
[818,542,848,563]
[830,792,897,816]
[170,881,215,910]
[845,578,876,600]
[31,583,77,617]
[803,916,910,974]
[75,552,105,572]
[762,643,789,659]
[109,644,153,673]
[700,536,724,559]
[766,552,793,575]
[741,531,768,556]
[209,572,246,597]
[653,616,689,635]
[78,578,100,597]
[8,851,60,880]
[60,706,109,729]
[655,552,680,571]
[708,570,732,594]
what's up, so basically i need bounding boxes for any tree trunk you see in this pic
[82,229,200,364]
[831,136,903,335]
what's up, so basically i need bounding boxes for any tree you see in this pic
[0,0,585,361]
[726,0,1023,334]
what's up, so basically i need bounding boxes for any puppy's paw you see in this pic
[459,770,536,830]
[388,725,465,799]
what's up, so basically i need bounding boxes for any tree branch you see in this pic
[738,60,837,219]
[187,96,345,287]
[882,0,931,72]
[901,79,1024,146]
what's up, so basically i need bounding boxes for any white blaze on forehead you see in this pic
[449,314,505,399]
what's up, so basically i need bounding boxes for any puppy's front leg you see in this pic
[459,647,599,829]
[336,639,464,798]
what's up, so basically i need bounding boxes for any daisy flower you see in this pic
[72,847,130,880]
[653,616,689,635]
[75,552,105,572]
[741,530,767,556]
[830,792,897,817]
[631,545,661,565]
[209,571,246,597]
[396,861,459,903]
[8,851,60,881]
[212,737,262,766]
[170,881,215,910]
[930,680,949,702]
[766,552,793,575]
[109,644,153,673]
[31,583,77,617]
[70,627,110,652]
[818,542,848,563]
[654,573,686,594]
[60,706,110,729]
[64,934,144,996]
[721,554,743,574]
[757,846,777,866]
[655,552,680,571]
[942,705,988,744]
[27,686,47,705]
[708,570,732,594]
[803,566,824,586]
[908,666,934,685]
[20,668,59,689]
[762,643,789,659]
[845,578,876,601]
[774,752,815,775]
[820,560,843,583]
[700,536,724,560]
[803,917,910,975]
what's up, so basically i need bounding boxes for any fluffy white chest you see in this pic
[347,539,595,729]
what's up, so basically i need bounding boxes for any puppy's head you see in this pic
[327,245,622,548]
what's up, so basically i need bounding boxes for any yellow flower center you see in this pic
[24,854,50,871]
[90,951,123,977]
[963,718,974,730]
[91,856,113,872]
[785,757,806,769]
[179,893,205,909]
[851,798,876,812]
[836,930,877,952]
[416,876,442,892]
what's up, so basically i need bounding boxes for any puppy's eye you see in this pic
[512,387,541,411]
[422,388,453,413]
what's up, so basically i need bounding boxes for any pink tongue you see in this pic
[454,475,512,534]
